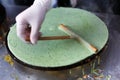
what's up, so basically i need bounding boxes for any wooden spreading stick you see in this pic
[25,36,71,41]
[25,27,71,41]
[58,24,98,53]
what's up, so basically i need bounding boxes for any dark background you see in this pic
[0,0,120,14]
[0,0,120,24]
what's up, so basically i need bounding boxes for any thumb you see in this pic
[30,24,41,44]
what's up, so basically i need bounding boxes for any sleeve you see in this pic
[57,0,72,7]
[51,0,57,8]
[51,0,75,8]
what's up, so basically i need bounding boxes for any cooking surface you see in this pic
[0,7,120,80]
[7,8,108,69]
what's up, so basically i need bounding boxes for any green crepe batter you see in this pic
[7,8,108,68]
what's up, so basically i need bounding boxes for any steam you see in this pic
[76,0,114,14]
[76,0,117,27]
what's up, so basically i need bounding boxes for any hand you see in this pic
[16,0,51,44]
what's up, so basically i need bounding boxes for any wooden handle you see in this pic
[59,24,98,53]
[25,36,71,41]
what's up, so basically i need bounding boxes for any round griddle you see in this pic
[6,8,108,70]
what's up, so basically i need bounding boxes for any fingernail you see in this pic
[31,39,37,45]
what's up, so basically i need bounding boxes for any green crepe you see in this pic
[7,8,108,68]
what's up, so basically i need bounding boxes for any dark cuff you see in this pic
[57,0,72,7]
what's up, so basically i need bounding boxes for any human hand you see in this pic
[16,0,51,44]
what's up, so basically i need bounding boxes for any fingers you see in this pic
[15,3,46,44]
[16,22,27,42]
[16,15,42,44]
[16,23,41,44]
[16,14,28,42]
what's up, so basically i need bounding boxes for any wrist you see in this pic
[33,0,51,10]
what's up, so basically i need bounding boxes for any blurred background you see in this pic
[0,0,120,23]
